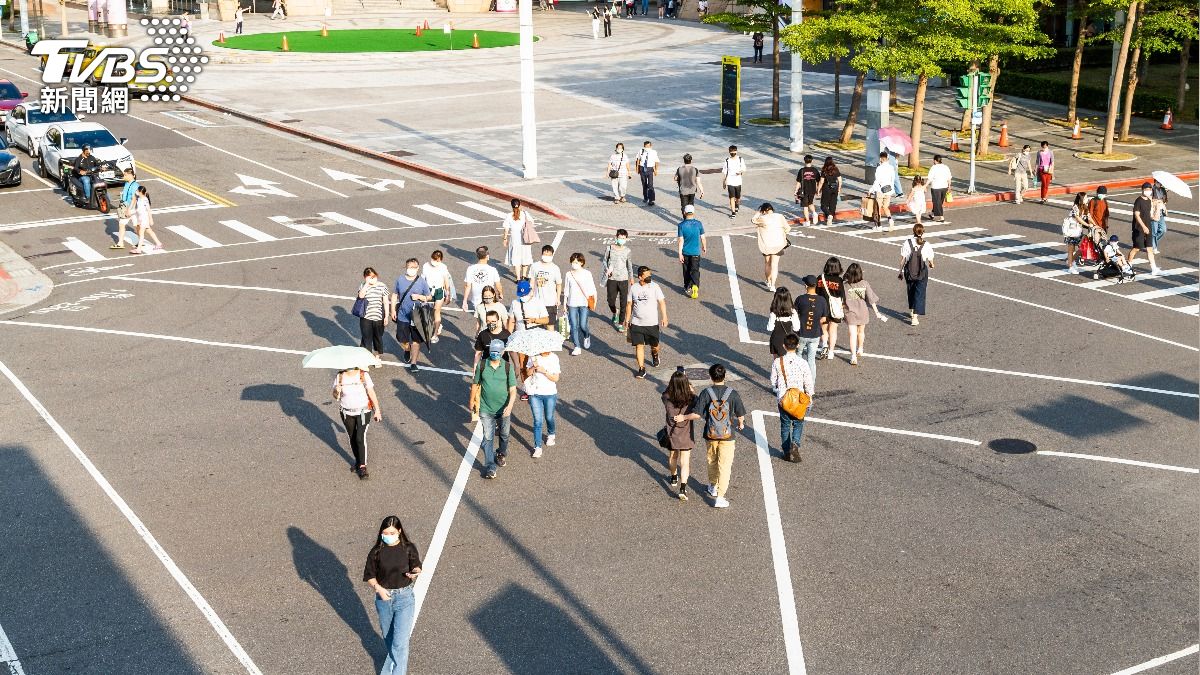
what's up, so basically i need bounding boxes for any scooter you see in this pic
[61,160,114,213]
[24,31,39,54]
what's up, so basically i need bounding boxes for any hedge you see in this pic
[996,72,1174,119]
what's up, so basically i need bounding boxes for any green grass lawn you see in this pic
[1020,62,1197,122]
[216,28,527,53]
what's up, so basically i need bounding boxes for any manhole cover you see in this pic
[989,438,1038,454]
[673,364,743,383]
[1094,165,1137,172]
[386,150,416,158]
[292,217,325,225]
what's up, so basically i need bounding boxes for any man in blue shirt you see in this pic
[677,204,706,298]
[391,257,433,372]
[111,168,139,250]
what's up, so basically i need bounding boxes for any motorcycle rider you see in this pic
[71,145,100,204]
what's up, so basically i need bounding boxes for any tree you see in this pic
[704,1,794,122]
[1120,0,1198,136]
[1179,37,1193,113]
[1102,1,1139,155]
[1066,1,1098,124]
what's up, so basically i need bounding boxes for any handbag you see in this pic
[556,314,570,339]
[520,213,540,245]
[656,427,671,449]
[944,189,954,204]
[860,196,876,218]
[1061,214,1083,239]
[608,151,623,179]
[570,272,596,311]
[821,274,845,320]
[777,357,811,420]
[351,297,368,318]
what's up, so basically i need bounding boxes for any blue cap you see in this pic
[516,280,532,297]
[488,338,506,355]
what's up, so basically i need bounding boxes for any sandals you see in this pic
[109,243,125,250]
[128,248,143,255]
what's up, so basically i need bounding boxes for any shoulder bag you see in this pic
[1061,210,1083,238]
[608,152,623,179]
[570,271,596,311]
[520,212,540,245]
[777,357,811,420]
[821,274,845,320]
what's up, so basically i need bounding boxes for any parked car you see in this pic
[0,80,30,128]
[4,103,79,157]
[37,122,133,185]
[0,140,22,188]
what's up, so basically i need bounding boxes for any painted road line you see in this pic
[722,235,762,345]
[166,225,223,248]
[953,241,1062,258]
[219,220,278,243]
[550,229,566,255]
[415,204,479,225]
[1037,451,1198,474]
[269,215,327,237]
[876,227,984,243]
[0,203,222,233]
[992,254,1064,270]
[63,236,107,262]
[320,212,381,232]
[0,359,263,674]
[137,161,235,208]
[412,421,483,631]
[457,201,510,218]
[928,234,1024,249]
[1180,304,1199,315]
[1109,644,1200,675]
[0,619,27,675]
[1033,267,1079,278]
[1077,267,1196,290]
[110,277,468,313]
[366,208,431,228]
[750,411,809,675]
[1125,283,1200,301]
[759,409,981,445]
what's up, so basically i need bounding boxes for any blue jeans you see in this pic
[640,0,648,12]
[779,405,805,457]
[480,410,510,472]
[568,305,590,347]
[798,337,820,390]
[529,393,557,447]
[374,586,416,675]
[1151,212,1167,248]
[80,173,93,200]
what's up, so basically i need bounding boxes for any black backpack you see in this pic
[904,239,927,281]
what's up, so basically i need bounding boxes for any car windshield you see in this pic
[62,129,120,150]
[28,108,78,125]
[0,82,20,99]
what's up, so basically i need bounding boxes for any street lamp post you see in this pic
[788,0,803,153]
[519,0,537,179]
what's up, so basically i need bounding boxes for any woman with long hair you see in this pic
[817,157,842,226]
[128,185,163,254]
[1064,192,1089,274]
[662,368,696,501]
[815,257,844,359]
[473,285,509,334]
[363,516,422,674]
[766,286,799,357]
[841,263,884,366]
[900,223,935,325]
[333,365,382,479]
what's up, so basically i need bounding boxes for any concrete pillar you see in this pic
[863,89,888,185]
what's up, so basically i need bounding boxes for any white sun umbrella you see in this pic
[505,328,564,356]
[1150,170,1192,199]
[302,345,382,370]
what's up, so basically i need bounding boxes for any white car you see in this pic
[37,122,134,185]
[4,103,79,157]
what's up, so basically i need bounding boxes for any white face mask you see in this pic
[571,262,583,270]
[542,255,553,263]
[1142,191,1151,198]
[406,268,418,278]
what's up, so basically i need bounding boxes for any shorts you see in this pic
[799,187,816,207]
[431,288,445,302]
[727,185,742,199]
[1131,228,1150,250]
[629,324,660,347]
[395,321,424,345]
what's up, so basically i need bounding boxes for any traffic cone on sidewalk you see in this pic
[1161,108,1174,130]
[218,31,226,43]
[416,25,423,36]
[472,32,480,49]
[949,131,960,152]
[1070,119,1082,140]
[321,23,328,37]
[281,35,290,51]
[423,18,430,29]
[998,121,1010,147]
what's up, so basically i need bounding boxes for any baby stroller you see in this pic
[1078,222,1105,265]
[1092,234,1136,283]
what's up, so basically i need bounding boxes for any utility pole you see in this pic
[518,0,537,179]
[58,0,66,37]
[787,0,803,153]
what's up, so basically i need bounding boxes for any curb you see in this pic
[0,243,53,316]
[180,95,574,221]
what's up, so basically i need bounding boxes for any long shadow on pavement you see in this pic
[302,308,357,346]
[556,398,671,495]
[241,383,353,468]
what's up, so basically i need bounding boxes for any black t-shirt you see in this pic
[363,542,423,590]
[794,294,829,339]
[753,32,764,47]
[474,327,511,354]
[1132,195,1152,231]
[797,166,820,190]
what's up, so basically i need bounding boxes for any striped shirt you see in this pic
[360,283,390,322]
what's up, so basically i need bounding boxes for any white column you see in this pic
[519,0,537,179]
[788,0,803,153]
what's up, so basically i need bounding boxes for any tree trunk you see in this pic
[888,75,897,108]
[771,19,781,120]
[1067,15,1088,123]
[1120,45,1143,140]
[908,71,929,169]
[839,70,866,145]
[978,55,1000,155]
[1178,37,1192,113]
[834,55,842,116]
[1103,1,1138,155]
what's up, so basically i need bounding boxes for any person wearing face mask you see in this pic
[722,145,747,218]
[1009,145,1034,204]
[391,258,433,373]
[509,280,549,401]
[674,154,704,218]
[470,339,517,478]
[421,250,454,344]
[607,143,631,203]
[502,199,536,281]
[333,365,382,480]
[472,285,509,335]
[602,229,634,332]
[563,252,598,356]
[524,347,561,458]
[677,204,707,299]
[624,265,669,379]
[364,516,423,675]
[473,309,511,370]
[528,244,564,330]
[1036,141,1054,204]
[463,246,503,318]
[1127,182,1161,276]
[356,267,390,359]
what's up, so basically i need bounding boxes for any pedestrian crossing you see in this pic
[59,201,505,265]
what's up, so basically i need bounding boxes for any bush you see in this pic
[996,72,1173,119]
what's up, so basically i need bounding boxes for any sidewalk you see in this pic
[0,243,52,316]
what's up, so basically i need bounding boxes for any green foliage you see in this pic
[997,72,1175,117]
[702,0,791,33]
[1135,0,1199,56]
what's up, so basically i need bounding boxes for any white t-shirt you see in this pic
[900,237,936,263]
[524,352,561,396]
[723,156,747,187]
[608,152,629,177]
[510,296,548,330]
[422,261,451,292]
[334,370,373,411]
[474,301,509,327]
[528,261,562,308]
[563,269,598,307]
[635,147,660,171]
[927,163,952,190]
[627,281,665,326]
[464,262,501,307]
[872,162,897,195]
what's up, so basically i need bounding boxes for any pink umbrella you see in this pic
[878,126,913,155]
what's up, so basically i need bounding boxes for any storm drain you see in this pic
[989,438,1038,454]
[1093,165,1137,173]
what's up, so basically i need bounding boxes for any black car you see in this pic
[0,140,22,187]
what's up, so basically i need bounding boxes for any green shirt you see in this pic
[473,358,516,415]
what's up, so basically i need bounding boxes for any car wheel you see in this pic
[37,155,47,178]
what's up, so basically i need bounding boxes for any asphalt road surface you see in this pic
[0,99,1197,675]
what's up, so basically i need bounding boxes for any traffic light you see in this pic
[956,74,973,110]
[977,72,992,107]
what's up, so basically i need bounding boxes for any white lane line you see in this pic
[0,619,27,675]
[109,277,469,313]
[219,220,277,243]
[0,203,222,233]
[1126,283,1200,301]
[366,208,431,228]
[994,253,1067,269]
[876,227,984,243]
[63,236,107,262]
[1047,198,1198,227]
[166,225,223,248]
[0,359,263,674]
[1180,304,1199,315]
[758,409,981,445]
[929,234,1024,249]
[320,211,381,232]
[414,204,479,225]
[722,235,762,345]
[1032,267,1077,278]
[411,421,483,631]
[1109,644,1200,674]
[953,241,1063,258]
[1037,451,1199,475]
[750,411,809,675]
[269,215,327,237]
[1077,268,1196,290]
[550,229,566,255]
[457,201,510,218]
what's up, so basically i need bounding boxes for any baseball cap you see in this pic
[684,205,695,214]
[1109,234,1120,242]
[1096,185,1108,195]
[488,338,506,356]
[516,279,532,297]
[802,274,818,287]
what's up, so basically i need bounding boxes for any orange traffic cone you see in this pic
[218,31,226,43]
[423,18,430,29]
[472,32,479,49]
[1070,119,1082,140]
[1161,108,1174,130]
[281,35,290,51]
[321,23,328,37]
[415,25,422,36]
[949,131,960,152]
[998,121,1010,147]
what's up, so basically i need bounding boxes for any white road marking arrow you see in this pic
[322,167,405,192]
[229,174,296,198]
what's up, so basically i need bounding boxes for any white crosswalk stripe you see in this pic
[954,241,1062,258]
[1126,283,1200,301]
[929,235,1024,249]
[320,212,380,231]
[270,215,327,237]
[876,227,984,243]
[415,204,479,224]
[1076,267,1196,290]
[1179,304,1200,315]
[1031,267,1077,278]
[166,225,222,248]
[64,236,106,262]
[367,208,432,228]
[994,254,1067,269]
[219,220,277,242]
[1046,198,1198,226]
[457,201,510,218]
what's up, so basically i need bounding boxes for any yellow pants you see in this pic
[706,440,736,498]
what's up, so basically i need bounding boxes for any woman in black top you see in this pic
[363,516,423,675]
[818,158,842,226]
[815,257,844,360]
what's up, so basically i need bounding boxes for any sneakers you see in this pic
[409,363,418,373]
[651,352,660,368]
[584,336,591,349]
[1150,266,1162,276]
[669,473,679,487]
[690,284,699,299]
[678,486,689,501]
[1153,247,1160,254]
[547,434,556,446]
[571,347,583,356]
[766,282,775,292]
[531,447,543,458]
[612,314,619,326]
[705,484,717,498]
[496,454,507,467]
[483,468,497,479]
[1068,265,1078,274]
[616,324,626,333]
[431,335,440,344]
[357,465,370,480]
[712,497,730,508]
[910,312,920,326]
[635,368,647,379]
[850,355,859,366]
